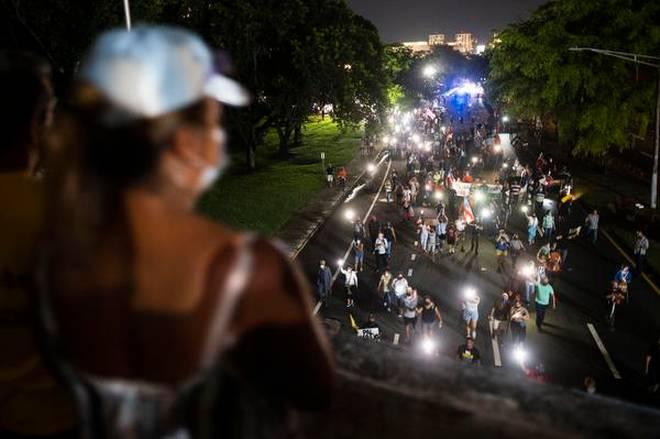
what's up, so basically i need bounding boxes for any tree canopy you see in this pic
[1,0,389,168]
[487,0,660,155]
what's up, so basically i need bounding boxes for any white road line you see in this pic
[489,320,502,367]
[393,333,400,345]
[407,268,413,277]
[587,323,622,380]
[411,254,417,261]
[601,229,660,296]
[313,159,392,315]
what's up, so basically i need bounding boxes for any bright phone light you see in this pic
[434,191,444,200]
[521,205,529,214]
[474,191,485,202]
[464,287,477,300]
[345,209,355,221]
[420,337,437,355]
[513,346,527,365]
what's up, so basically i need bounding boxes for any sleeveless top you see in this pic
[36,235,291,439]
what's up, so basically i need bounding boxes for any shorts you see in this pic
[496,249,508,257]
[404,316,417,326]
[327,174,334,182]
[463,308,478,323]
[492,319,506,331]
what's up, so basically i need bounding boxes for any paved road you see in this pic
[296,112,660,407]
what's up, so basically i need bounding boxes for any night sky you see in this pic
[346,0,548,43]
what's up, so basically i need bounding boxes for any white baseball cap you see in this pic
[80,25,249,118]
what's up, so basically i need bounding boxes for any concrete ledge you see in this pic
[300,334,660,438]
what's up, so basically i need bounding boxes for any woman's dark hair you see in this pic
[45,85,207,297]
[0,50,52,170]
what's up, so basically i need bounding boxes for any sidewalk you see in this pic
[277,150,376,259]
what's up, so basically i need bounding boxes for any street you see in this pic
[297,105,660,407]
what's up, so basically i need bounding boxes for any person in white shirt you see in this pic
[340,265,358,308]
[391,273,409,316]
[374,232,389,272]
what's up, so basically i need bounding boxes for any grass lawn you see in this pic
[197,117,361,235]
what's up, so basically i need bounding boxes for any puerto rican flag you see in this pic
[463,197,475,224]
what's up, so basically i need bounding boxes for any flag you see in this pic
[463,197,475,224]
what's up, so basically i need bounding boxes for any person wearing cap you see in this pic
[0,51,77,438]
[40,26,334,436]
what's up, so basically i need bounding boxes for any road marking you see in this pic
[587,323,622,380]
[393,333,400,345]
[407,268,414,277]
[411,254,417,261]
[313,159,392,315]
[312,301,322,315]
[601,229,660,296]
[489,320,502,367]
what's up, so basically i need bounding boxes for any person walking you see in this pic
[462,290,480,340]
[352,239,365,272]
[634,230,650,274]
[495,232,510,273]
[419,223,430,253]
[391,273,409,316]
[542,210,555,242]
[378,270,394,312]
[489,292,510,340]
[353,218,366,242]
[535,276,557,331]
[527,213,539,245]
[316,260,333,305]
[509,233,525,268]
[584,209,599,244]
[385,178,393,202]
[401,288,419,344]
[418,295,443,337]
[456,337,481,366]
[509,299,530,346]
[383,222,397,259]
[468,219,482,254]
[367,215,381,250]
[340,265,359,308]
[374,232,388,272]
[427,225,437,255]
[446,222,457,254]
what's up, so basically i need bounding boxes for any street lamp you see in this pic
[423,65,438,78]
[569,47,660,209]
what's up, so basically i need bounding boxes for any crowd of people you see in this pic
[318,91,655,387]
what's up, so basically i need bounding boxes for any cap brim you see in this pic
[204,74,250,107]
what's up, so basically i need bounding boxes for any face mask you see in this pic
[199,128,228,190]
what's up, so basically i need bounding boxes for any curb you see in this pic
[288,150,388,260]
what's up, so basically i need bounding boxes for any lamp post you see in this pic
[569,47,660,209]
[123,0,132,30]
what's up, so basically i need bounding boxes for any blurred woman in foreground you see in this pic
[41,26,333,437]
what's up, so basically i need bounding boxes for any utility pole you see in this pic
[569,47,660,209]
[123,0,132,30]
